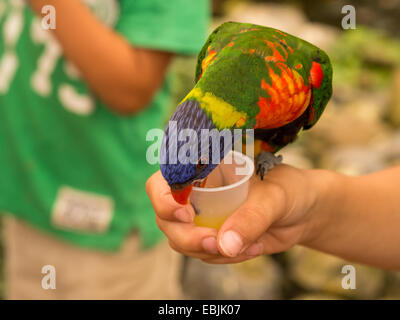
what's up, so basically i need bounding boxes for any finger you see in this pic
[201,238,273,264]
[217,181,286,258]
[155,216,219,254]
[201,255,255,265]
[146,171,194,222]
[243,226,300,256]
[168,240,220,260]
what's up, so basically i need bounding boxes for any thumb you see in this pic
[216,183,285,257]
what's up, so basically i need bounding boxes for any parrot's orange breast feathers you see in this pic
[255,63,312,129]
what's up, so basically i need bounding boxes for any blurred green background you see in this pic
[2,0,400,299]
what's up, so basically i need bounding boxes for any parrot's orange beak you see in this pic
[171,185,193,205]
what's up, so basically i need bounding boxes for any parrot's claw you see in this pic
[256,152,283,180]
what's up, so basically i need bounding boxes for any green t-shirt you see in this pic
[0,0,209,250]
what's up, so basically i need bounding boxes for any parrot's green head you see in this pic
[305,48,333,129]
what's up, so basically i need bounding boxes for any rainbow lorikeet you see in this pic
[160,22,333,205]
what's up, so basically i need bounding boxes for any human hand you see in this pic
[146,165,335,264]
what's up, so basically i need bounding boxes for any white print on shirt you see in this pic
[58,84,94,115]
[0,2,23,94]
[52,186,114,233]
[58,61,94,115]
[30,19,62,96]
[64,61,81,79]
[0,0,120,115]
[30,18,96,114]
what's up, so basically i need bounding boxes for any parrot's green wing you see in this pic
[195,24,223,82]
[195,22,257,83]
[194,22,332,132]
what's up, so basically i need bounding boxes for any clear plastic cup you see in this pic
[190,150,255,229]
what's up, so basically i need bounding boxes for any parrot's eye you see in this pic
[196,157,208,171]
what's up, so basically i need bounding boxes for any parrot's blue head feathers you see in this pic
[160,100,232,190]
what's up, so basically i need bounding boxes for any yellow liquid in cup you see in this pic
[193,215,229,229]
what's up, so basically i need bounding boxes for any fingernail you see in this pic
[202,237,219,254]
[220,230,243,257]
[174,208,193,223]
[245,243,263,256]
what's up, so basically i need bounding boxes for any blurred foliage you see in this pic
[214,0,400,38]
[166,56,199,119]
[213,0,301,16]
[330,26,400,89]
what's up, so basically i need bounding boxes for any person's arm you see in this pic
[304,166,400,269]
[146,165,400,270]
[29,0,173,114]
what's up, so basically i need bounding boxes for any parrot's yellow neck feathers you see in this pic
[182,88,247,129]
